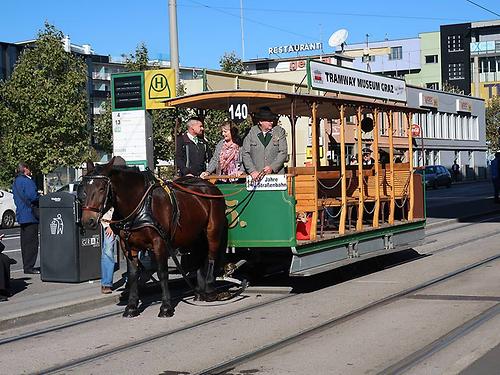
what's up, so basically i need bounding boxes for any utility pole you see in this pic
[169,0,180,84]
[240,0,245,61]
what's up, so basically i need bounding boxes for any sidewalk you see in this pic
[0,271,124,331]
[1,195,500,332]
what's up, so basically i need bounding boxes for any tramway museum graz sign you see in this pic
[307,60,407,102]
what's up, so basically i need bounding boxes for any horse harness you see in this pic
[110,178,180,247]
[82,170,202,290]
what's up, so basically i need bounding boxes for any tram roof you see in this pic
[163,89,427,118]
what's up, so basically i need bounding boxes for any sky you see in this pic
[1,0,499,69]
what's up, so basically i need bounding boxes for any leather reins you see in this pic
[171,171,266,199]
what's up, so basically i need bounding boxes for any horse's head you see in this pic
[79,158,117,230]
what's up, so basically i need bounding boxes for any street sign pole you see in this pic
[169,0,180,84]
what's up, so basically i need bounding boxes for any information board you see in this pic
[112,73,145,111]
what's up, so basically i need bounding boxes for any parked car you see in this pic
[415,165,452,189]
[0,190,16,228]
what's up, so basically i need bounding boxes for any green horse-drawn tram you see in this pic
[165,88,426,277]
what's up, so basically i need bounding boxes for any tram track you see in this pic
[2,215,495,348]
[28,229,500,375]
[36,293,295,375]
[0,283,291,346]
[195,254,500,375]
[3,215,499,374]
[425,212,500,239]
[378,303,500,375]
[2,212,497,346]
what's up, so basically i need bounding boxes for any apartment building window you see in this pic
[442,113,449,139]
[362,55,375,63]
[434,113,442,138]
[448,62,464,80]
[426,82,439,90]
[256,62,269,73]
[426,112,434,138]
[462,116,468,140]
[479,57,499,73]
[388,46,403,60]
[425,55,438,64]
[449,114,456,139]
[447,34,463,52]
[456,115,462,139]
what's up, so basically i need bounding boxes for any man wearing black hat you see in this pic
[242,106,288,180]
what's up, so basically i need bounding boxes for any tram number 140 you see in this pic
[228,103,248,123]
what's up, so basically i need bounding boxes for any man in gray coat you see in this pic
[242,106,288,180]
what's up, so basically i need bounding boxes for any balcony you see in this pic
[92,72,111,81]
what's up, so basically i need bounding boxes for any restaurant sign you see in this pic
[419,92,439,108]
[456,98,472,113]
[269,42,323,55]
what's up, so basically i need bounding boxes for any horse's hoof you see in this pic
[158,306,175,318]
[123,306,139,318]
[202,292,219,302]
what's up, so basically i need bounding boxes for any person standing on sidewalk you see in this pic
[12,162,40,274]
[451,161,460,182]
[491,152,500,203]
[100,208,116,294]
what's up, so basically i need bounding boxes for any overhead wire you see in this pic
[465,0,500,17]
[184,0,316,40]
[179,2,472,22]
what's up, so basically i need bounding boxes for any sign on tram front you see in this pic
[307,59,407,102]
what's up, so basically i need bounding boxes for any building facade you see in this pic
[0,41,23,82]
[407,86,486,179]
[343,37,421,78]
[405,32,442,90]
[469,20,500,100]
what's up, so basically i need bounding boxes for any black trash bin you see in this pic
[39,192,101,282]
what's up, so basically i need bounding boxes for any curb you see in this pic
[0,294,120,332]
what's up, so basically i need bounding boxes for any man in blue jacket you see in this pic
[12,162,40,274]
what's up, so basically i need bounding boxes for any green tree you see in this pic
[219,51,244,74]
[200,51,251,149]
[441,81,465,95]
[93,43,184,170]
[486,96,500,151]
[92,96,113,154]
[123,42,155,72]
[0,23,89,187]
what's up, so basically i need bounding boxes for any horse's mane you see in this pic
[94,163,141,175]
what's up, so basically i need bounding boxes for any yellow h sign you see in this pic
[144,69,176,109]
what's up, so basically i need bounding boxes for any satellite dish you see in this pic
[328,29,349,51]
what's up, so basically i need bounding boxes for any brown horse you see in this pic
[79,157,228,318]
